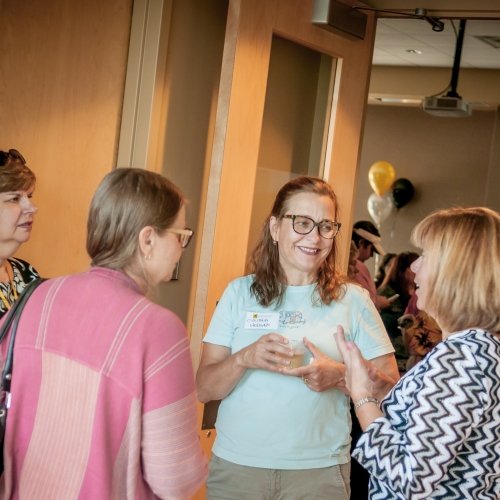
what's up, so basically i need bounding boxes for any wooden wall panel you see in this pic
[190,0,279,366]
[0,0,133,277]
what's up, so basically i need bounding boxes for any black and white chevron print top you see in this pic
[353,328,500,499]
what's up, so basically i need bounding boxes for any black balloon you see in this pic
[391,178,415,209]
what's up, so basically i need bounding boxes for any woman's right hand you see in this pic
[196,333,292,403]
[236,333,293,372]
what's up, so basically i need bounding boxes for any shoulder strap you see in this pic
[0,278,46,392]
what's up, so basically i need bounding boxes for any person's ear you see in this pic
[138,226,156,258]
[269,216,279,244]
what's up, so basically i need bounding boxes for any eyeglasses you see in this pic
[282,214,341,239]
[165,227,194,248]
[0,149,26,166]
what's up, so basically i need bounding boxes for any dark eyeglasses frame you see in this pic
[165,227,194,248]
[282,214,341,239]
[0,149,26,166]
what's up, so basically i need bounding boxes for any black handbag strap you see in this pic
[0,278,46,393]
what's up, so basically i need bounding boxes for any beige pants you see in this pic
[207,455,351,500]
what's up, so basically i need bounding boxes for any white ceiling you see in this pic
[365,1,500,68]
[373,18,500,69]
[363,2,500,106]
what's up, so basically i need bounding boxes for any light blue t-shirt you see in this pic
[203,275,394,469]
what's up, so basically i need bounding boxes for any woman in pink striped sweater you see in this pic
[0,168,207,499]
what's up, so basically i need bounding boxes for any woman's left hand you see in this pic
[283,338,347,393]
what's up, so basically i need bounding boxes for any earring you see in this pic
[272,240,277,246]
[143,253,151,260]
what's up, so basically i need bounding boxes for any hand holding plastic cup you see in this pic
[288,339,307,368]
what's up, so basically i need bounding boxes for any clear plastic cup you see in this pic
[288,339,307,368]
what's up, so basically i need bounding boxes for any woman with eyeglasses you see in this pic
[197,176,398,500]
[0,168,206,498]
[0,148,39,318]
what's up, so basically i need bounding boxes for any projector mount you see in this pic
[351,6,445,32]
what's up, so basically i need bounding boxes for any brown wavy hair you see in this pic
[378,251,419,304]
[0,149,36,192]
[250,176,346,307]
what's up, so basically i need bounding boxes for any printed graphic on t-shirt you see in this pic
[279,310,306,329]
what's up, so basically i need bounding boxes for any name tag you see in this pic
[244,312,280,330]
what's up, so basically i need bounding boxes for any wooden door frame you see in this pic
[191,0,377,368]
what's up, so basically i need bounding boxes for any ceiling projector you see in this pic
[422,95,471,117]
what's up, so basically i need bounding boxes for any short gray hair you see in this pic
[87,168,184,272]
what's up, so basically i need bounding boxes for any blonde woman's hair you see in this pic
[87,168,184,274]
[411,206,500,333]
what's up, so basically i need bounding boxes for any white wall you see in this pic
[354,104,498,272]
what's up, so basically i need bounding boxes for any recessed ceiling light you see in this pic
[406,49,422,54]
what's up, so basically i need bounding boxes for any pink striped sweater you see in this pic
[0,267,207,499]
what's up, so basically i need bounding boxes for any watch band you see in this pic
[353,396,380,409]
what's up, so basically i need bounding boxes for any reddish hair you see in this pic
[250,176,346,306]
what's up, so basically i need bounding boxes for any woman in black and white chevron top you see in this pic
[337,206,500,499]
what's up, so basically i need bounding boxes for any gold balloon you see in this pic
[368,161,396,196]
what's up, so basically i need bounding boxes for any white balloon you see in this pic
[367,193,393,226]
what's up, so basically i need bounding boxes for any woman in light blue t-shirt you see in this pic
[197,176,398,500]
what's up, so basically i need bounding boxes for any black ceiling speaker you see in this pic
[312,0,367,40]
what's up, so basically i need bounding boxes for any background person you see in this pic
[348,235,396,498]
[377,251,419,372]
[398,311,442,371]
[351,221,391,311]
[197,176,398,500]
[0,148,39,317]
[400,280,443,371]
[0,168,207,499]
[347,240,359,280]
[374,252,396,289]
[336,206,500,499]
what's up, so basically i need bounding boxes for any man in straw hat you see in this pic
[352,221,391,311]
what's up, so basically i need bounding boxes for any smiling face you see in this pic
[0,187,37,257]
[269,192,335,285]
